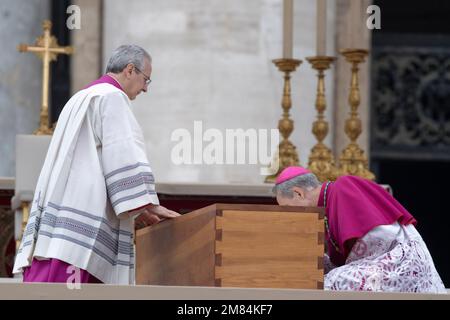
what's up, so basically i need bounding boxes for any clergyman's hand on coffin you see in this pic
[134,210,161,229]
[134,205,180,229]
[149,205,181,219]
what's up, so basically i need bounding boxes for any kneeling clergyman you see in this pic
[273,166,446,293]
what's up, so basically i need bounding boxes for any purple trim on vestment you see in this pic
[85,74,124,91]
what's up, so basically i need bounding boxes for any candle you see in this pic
[283,0,293,58]
[350,0,362,48]
[316,0,327,56]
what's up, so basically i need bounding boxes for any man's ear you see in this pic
[124,63,134,78]
[292,186,305,199]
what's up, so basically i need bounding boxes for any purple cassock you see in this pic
[317,175,417,266]
[23,75,124,284]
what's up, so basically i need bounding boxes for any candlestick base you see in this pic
[33,112,53,135]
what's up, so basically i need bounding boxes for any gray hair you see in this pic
[272,173,321,198]
[106,45,152,73]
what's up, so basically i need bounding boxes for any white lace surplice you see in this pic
[324,222,447,293]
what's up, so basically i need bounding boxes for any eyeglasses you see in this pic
[134,66,152,85]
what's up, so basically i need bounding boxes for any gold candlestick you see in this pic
[265,58,302,183]
[338,49,375,180]
[306,56,338,182]
[18,20,74,135]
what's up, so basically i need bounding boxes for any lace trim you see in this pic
[324,223,446,293]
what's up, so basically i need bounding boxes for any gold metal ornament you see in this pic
[265,58,302,183]
[18,20,74,135]
[338,49,375,180]
[306,56,338,182]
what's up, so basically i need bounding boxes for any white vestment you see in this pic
[324,222,447,293]
[13,83,159,284]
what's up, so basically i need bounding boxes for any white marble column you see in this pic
[70,0,103,94]
[0,0,50,177]
[102,0,337,185]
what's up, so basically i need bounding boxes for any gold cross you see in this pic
[18,20,74,135]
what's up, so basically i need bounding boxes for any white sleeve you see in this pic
[99,91,159,217]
